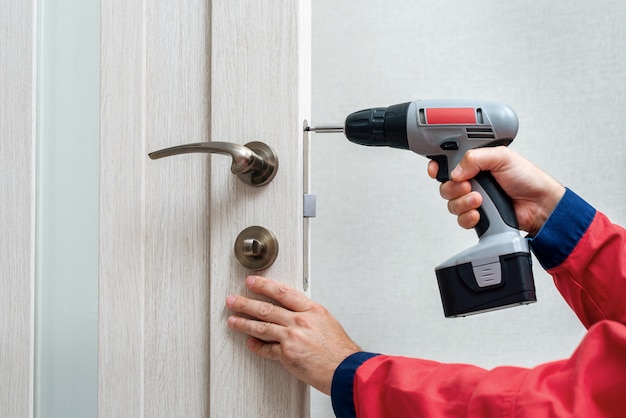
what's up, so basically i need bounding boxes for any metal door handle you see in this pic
[148,141,278,187]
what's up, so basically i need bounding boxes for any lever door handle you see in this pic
[148,141,278,187]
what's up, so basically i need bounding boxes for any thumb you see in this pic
[451,146,510,181]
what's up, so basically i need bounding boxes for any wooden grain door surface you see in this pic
[99,0,311,417]
[0,2,36,417]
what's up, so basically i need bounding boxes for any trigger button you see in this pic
[427,155,449,182]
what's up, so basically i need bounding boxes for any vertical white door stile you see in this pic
[99,0,146,415]
[0,1,36,417]
[144,0,212,415]
[100,0,311,416]
[209,1,311,416]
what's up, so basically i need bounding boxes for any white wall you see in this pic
[310,1,626,416]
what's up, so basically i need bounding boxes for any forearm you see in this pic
[332,352,490,418]
[332,320,626,418]
[529,189,626,327]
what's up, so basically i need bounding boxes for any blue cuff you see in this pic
[528,188,596,270]
[331,352,380,418]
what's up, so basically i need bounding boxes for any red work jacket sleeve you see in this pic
[330,189,626,417]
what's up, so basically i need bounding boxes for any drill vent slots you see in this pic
[476,108,485,124]
[467,107,495,138]
[466,127,495,139]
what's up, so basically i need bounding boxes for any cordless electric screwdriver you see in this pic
[307,99,536,317]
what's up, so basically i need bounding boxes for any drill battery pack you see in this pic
[436,252,536,317]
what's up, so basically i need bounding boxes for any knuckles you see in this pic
[255,320,272,336]
[258,302,275,318]
[274,284,293,302]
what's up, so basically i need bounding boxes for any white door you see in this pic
[99,0,311,416]
[2,0,312,416]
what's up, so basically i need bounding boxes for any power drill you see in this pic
[307,99,536,317]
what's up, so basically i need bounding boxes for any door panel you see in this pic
[99,0,310,416]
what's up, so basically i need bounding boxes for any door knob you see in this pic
[148,141,278,187]
[234,226,279,270]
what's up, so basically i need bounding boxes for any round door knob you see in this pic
[234,226,279,270]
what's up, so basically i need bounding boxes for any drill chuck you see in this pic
[344,102,411,150]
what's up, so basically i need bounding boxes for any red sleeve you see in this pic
[331,190,626,417]
[549,211,626,327]
[345,320,626,418]
[527,188,626,327]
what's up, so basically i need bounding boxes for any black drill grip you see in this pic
[473,171,519,237]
